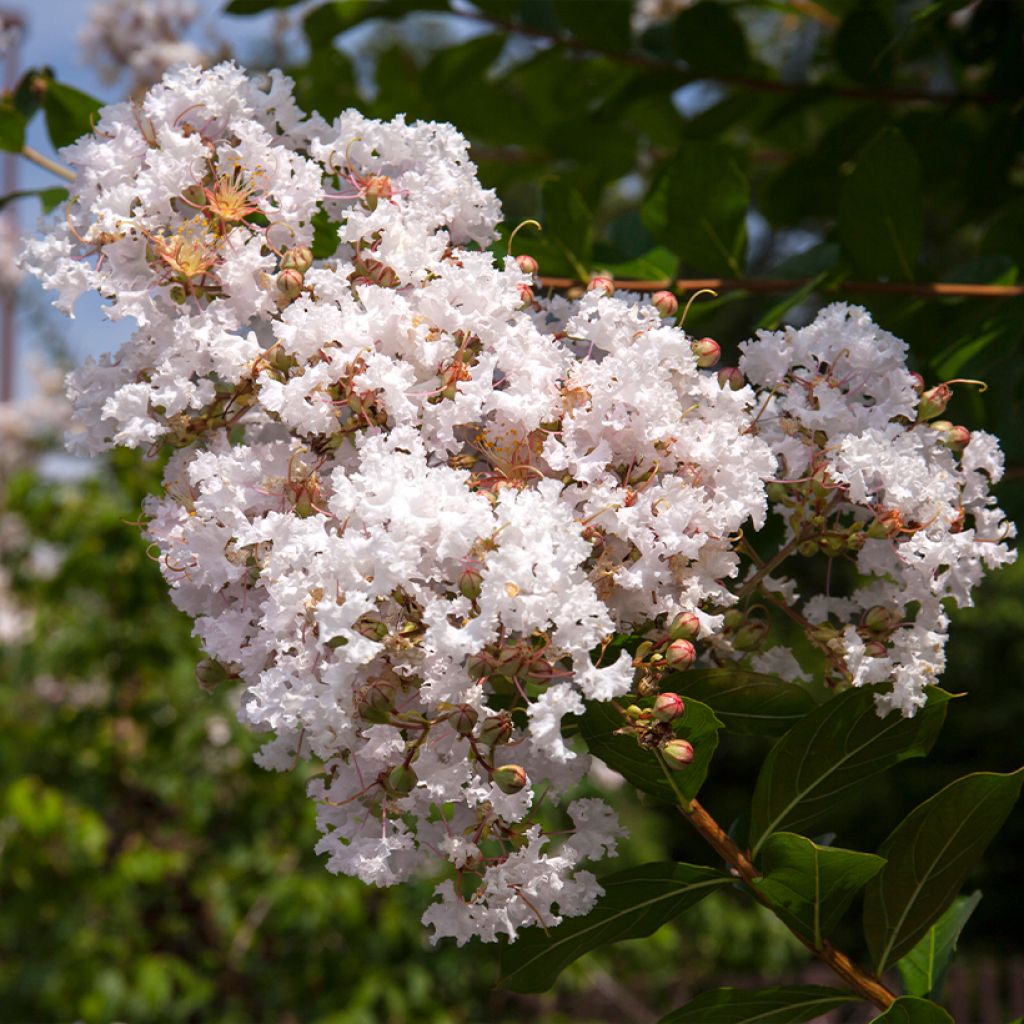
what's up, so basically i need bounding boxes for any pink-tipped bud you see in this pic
[458,567,482,601]
[941,424,970,453]
[478,712,513,747]
[668,611,700,642]
[691,337,720,368]
[277,268,305,301]
[917,384,951,421]
[515,253,538,275]
[732,619,769,652]
[652,290,678,317]
[493,764,528,794]
[280,245,314,274]
[363,174,394,210]
[451,704,478,736]
[664,638,696,670]
[587,276,615,297]
[908,371,925,394]
[662,738,695,769]
[653,692,686,722]
[387,763,417,795]
[862,605,897,634]
[517,283,535,309]
[864,639,889,658]
[717,366,745,391]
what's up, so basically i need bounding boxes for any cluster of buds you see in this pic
[619,692,694,769]
[630,612,700,695]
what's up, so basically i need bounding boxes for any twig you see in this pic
[20,146,75,183]
[539,275,1024,299]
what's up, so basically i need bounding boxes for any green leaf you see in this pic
[579,695,722,804]
[0,187,67,213]
[226,0,305,11]
[44,81,103,150]
[864,769,1024,973]
[658,984,860,1023]
[643,143,748,277]
[311,209,339,260]
[542,179,593,279]
[838,128,921,282]
[752,833,885,947]
[553,0,632,52]
[499,862,731,992]
[896,891,981,1000]
[666,668,818,737]
[672,2,751,76]
[833,4,894,85]
[868,996,954,1023]
[748,687,951,857]
[0,103,26,152]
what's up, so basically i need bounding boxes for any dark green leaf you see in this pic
[0,187,67,213]
[869,996,954,1023]
[44,81,103,150]
[542,179,593,279]
[749,687,951,857]
[0,104,26,152]
[838,128,921,282]
[643,143,748,276]
[753,833,885,947]
[666,668,818,737]
[579,695,722,804]
[834,4,894,85]
[499,862,730,992]
[864,769,1023,973]
[311,209,339,260]
[226,0,305,11]
[672,2,751,76]
[303,0,447,44]
[659,984,860,1023]
[896,891,981,1000]
[553,0,632,52]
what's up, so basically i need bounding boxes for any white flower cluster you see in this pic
[24,63,1013,942]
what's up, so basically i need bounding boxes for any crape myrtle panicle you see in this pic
[23,63,1015,945]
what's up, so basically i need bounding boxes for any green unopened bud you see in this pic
[493,764,528,794]
[798,539,820,557]
[169,285,188,304]
[277,268,305,301]
[917,384,951,421]
[765,482,788,503]
[458,567,483,601]
[668,611,700,642]
[808,623,840,645]
[652,290,678,317]
[653,692,686,722]
[717,366,745,391]
[861,605,897,634]
[661,738,695,769]
[691,337,720,368]
[356,678,398,723]
[451,704,479,736]
[195,658,237,693]
[387,763,417,795]
[732,618,769,651]
[722,609,745,631]
[478,712,513,747]
[938,423,970,453]
[280,245,314,273]
[664,638,696,669]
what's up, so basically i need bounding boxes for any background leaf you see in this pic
[44,81,103,150]
[749,688,951,857]
[753,833,885,947]
[869,996,954,1023]
[896,891,982,1000]
[499,862,730,992]
[864,769,1024,973]
[658,984,860,1023]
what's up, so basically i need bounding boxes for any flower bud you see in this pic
[356,678,398,724]
[691,337,720,368]
[732,618,769,651]
[478,712,513,747]
[387,763,417,795]
[667,611,700,642]
[797,539,820,557]
[195,658,238,693]
[717,366,745,391]
[363,174,394,210]
[652,290,678,317]
[458,567,483,601]
[515,253,538,275]
[664,638,696,670]
[493,764,528,794]
[280,245,313,273]
[765,482,788,503]
[864,639,889,658]
[722,609,745,631]
[517,283,534,309]
[862,605,897,633]
[908,371,925,394]
[661,738,695,769]
[451,704,478,736]
[587,276,615,297]
[277,268,305,301]
[653,692,686,722]
[917,384,951,421]
[940,424,970,453]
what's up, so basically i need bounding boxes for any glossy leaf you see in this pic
[896,891,981,1000]
[839,128,921,282]
[749,687,951,857]
[541,179,593,279]
[659,984,860,1023]
[499,862,731,992]
[868,997,954,1023]
[672,1,751,76]
[864,769,1024,973]
[665,668,818,737]
[579,695,722,804]
[0,104,25,152]
[753,833,885,947]
[44,81,103,150]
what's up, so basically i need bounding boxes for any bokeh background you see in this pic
[1,1,1021,1021]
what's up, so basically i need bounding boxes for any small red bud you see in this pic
[917,384,951,421]
[717,366,745,391]
[691,337,720,368]
[515,253,538,275]
[280,245,314,273]
[908,372,925,394]
[667,611,700,642]
[493,764,528,794]
[517,283,535,308]
[653,692,686,722]
[652,290,678,317]
[276,268,305,301]
[664,638,696,670]
[662,738,695,769]
[587,276,615,297]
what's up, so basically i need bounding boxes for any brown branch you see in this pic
[684,798,897,1011]
[538,275,1024,299]
[463,11,1008,108]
